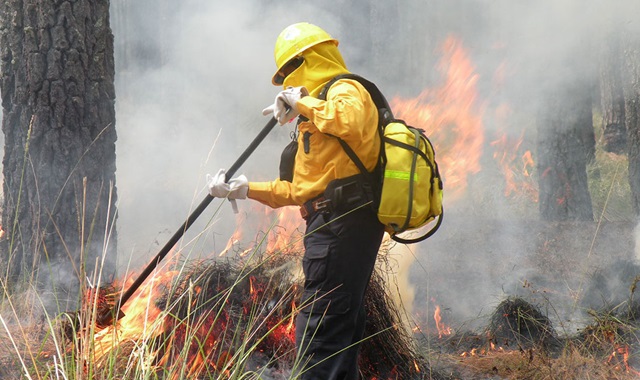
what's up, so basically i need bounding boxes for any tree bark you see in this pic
[537,82,594,221]
[623,28,640,217]
[0,0,118,296]
[600,30,627,154]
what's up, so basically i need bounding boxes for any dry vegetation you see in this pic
[2,251,640,379]
[423,298,640,379]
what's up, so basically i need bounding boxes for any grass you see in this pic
[2,228,281,379]
[457,345,635,380]
[588,111,634,222]
[1,202,393,379]
[416,292,640,379]
[6,252,640,379]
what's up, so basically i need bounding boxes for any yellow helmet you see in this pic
[271,22,338,85]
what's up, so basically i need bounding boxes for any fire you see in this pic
[91,274,178,369]
[390,36,537,205]
[607,344,640,375]
[391,35,484,201]
[286,300,296,334]
[88,208,303,377]
[264,206,304,253]
[219,204,303,257]
[433,303,453,339]
[219,229,242,256]
[490,104,538,201]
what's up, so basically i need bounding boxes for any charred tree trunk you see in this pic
[600,30,627,154]
[0,0,118,296]
[537,82,594,221]
[623,29,640,217]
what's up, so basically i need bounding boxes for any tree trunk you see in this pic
[623,29,640,217]
[0,0,118,297]
[537,82,594,221]
[600,30,627,154]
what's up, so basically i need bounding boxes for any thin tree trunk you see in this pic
[0,0,118,299]
[623,28,640,217]
[600,30,627,154]
[537,82,594,221]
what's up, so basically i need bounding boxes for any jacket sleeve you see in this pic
[246,79,378,209]
[296,79,373,143]
[247,179,298,208]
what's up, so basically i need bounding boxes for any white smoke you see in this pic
[104,0,640,334]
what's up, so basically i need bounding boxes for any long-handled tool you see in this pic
[96,117,278,327]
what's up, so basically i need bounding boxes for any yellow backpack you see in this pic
[319,74,443,244]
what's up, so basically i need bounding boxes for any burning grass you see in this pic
[3,247,640,380]
[416,295,640,380]
[10,244,435,379]
[0,262,640,380]
[3,255,640,379]
[82,252,302,379]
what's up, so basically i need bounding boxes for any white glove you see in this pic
[207,169,248,200]
[262,86,309,125]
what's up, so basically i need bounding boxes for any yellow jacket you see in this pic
[249,79,380,208]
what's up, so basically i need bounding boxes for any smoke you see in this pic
[110,0,352,265]
[76,0,640,333]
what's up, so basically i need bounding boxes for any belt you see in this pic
[300,195,332,220]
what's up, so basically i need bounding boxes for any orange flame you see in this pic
[219,229,241,256]
[93,265,180,356]
[433,304,453,339]
[391,35,484,200]
[608,344,640,375]
[220,205,303,257]
[490,104,538,201]
[91,207,304,376]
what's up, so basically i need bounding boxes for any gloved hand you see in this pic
[207,169,249,200]
[262,86,309,125]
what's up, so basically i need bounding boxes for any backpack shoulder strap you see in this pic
[317,73,386,170]
[318,73,394,123]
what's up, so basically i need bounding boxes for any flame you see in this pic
[219,204,303,257]
[433,304,453,339]
[490,104,538,201]
[607,344,640,375]
[391,35,484,200]
[93,266,180,356]
[89,207,304,377]
[286,300,296,334]
[219,229,242,256]
[265,207,304,253]
[431,297,453,339]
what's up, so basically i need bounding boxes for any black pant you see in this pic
[293,206,385,380]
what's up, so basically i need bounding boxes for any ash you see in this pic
[244,351,291,380]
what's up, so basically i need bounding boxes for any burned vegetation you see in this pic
[55,249,439,379]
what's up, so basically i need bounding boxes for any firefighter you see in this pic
[208,22,384,379]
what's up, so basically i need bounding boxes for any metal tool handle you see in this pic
[97,117,278,326]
